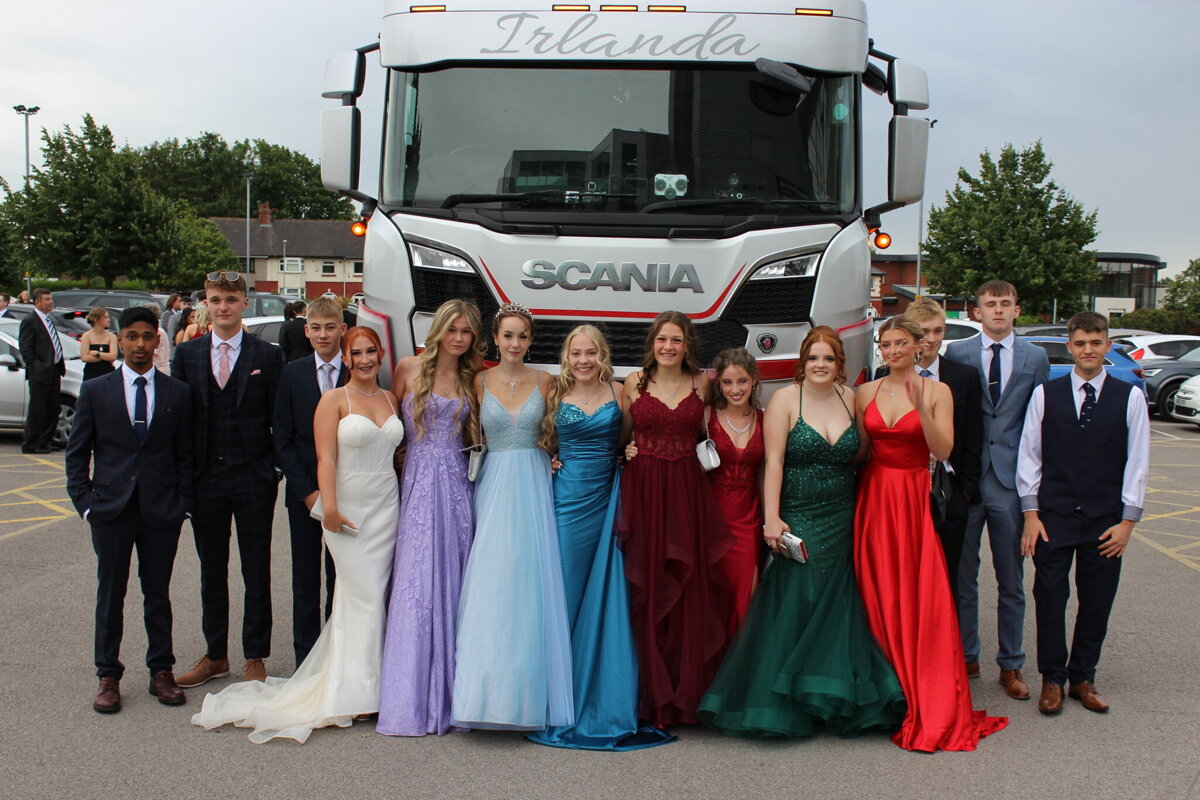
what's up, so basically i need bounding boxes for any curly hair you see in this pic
[409,300,484,446]
[539,325,614,452]
[636,310,703,394]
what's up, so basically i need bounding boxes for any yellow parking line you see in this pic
[1140,506,1200,523]
[1134,533,1200,575]
[1134,528,1200,540]
[10,489,74,517]
[1169,540,1200,554]
[0,517,67,542]
[0,476,66,495]
[0,497,71,507]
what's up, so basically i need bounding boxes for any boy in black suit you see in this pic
[172,272,285,687]
[66,307,193,713]
[273,296,347,668]
[1018,311,1150,714]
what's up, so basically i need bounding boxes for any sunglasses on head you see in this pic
[206,271,244,283]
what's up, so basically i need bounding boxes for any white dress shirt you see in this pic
[120,363,156,428]
[1016,369,1150,521]
[210,329,244,378]
[980,331,1015,397]
[314,352,343,389]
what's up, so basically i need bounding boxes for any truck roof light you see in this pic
[599,4,638,10]
[553,4,591,9]
[795,8,833,15]
[648,4,686,10]
[351,220,368,236]
[410,4,446,11]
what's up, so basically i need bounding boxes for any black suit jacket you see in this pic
[273,354,348,505]
[170,331,285,484]
[279,318,314,363]
[18,313,67,384]
[65,368,193,528]
[874,357,983,502]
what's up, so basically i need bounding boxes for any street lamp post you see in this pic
[282,239,288,293]
[244,174,253,274]
[12,104,41,185]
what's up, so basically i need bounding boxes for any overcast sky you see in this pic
[3,0,1196,275]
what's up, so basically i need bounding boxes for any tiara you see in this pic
[496,301,532,319]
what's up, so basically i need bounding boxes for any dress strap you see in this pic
[342,386,352,413]
[608,381,618,404]
[836,386,854,421]
[382,389,397,416]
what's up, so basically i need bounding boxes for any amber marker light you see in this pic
[553,4,591,9]
[351,221,368,237]
[795,8,833,15]
[648,4,686,10]
[410,4,447,11]
[874,231,892,249]
[599,4,639,10]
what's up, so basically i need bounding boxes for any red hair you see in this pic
[795,325,847,384]
[341,326,383,360]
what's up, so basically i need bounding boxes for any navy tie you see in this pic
[988,343,1003,406]
[133,376,148,445]
[920,369,933,378]
[1079,382,1096,429]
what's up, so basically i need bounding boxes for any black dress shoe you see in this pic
[94,677,121,714]
[149,671,186,706]
[50,443,66,451]
[32,447,52,454]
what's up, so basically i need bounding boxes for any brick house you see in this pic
[210,203,364,300]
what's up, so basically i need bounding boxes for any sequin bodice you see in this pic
[482,384,545,453]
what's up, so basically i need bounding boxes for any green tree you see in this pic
[0,188,25,291]
[141,206,240,289]
[1163,258,1200,317]
[923,141,1099,316]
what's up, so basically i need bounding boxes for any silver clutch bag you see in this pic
[309,495,362,536]
[696,437,720,472]
[778,531,808,563]
[462,443,486,482]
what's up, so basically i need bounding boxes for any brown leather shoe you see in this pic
[1069,681,1110,713]
[243,658,267,682]
[999,669,1031,699]
[93,677,121,714]
[148,671,186,706]
[177,656,230,688]
[965,661,980,679]
[1039,682,1064,715]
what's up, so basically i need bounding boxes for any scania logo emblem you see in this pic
[521,259,703,293]
[757,333,778,354]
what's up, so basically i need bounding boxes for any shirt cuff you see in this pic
[1020,495,1040,513]
[1121,505,1143,523]
[83,508,90,521]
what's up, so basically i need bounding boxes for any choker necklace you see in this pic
[802,383,834,395]
[348,385,379,397]
[722,410,753,436]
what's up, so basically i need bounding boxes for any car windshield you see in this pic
[1179,346,1200,362]
[383,65,857,220]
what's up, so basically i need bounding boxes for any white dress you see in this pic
[191,390,403,743]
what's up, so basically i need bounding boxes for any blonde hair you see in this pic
[410,300,484,446]
[904,297,946,325]
[539,325,614,452]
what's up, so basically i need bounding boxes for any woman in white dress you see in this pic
[191,327,403,743]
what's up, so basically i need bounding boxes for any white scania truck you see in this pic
[320,0,929,385]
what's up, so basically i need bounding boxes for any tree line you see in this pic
[0,114,354,292]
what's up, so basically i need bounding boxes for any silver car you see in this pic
[0,319,84,447]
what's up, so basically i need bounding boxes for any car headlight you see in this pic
[748,253,819,280]
[408,242,474,273]
[1141,368,1162,377]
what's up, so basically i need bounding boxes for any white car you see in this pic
[1113,334,1200,362]
[0,319,84,447]
[1169,374,1200,428]
[244,315,286,346]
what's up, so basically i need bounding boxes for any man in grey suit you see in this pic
[945,279,1050,702]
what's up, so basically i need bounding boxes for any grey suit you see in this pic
[945,335,1050,671]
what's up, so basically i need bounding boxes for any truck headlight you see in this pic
[409,242,474,273]
[748,253,819,280]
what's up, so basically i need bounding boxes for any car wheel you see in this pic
[53,394,76,447]
[1158,380,1185,421]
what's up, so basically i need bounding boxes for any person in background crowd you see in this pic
[166,297,191,355]
[1018,311,1149,715]
[140,302,171,375]
[272,296,348,670]
[174,308,195,348]
[19,288,66,454]
[280,301,315,363]
[0,293,13,318]
[66,306,193,714]
[184,307,211,341]
[18,289,31,303]
[80,307,118,382]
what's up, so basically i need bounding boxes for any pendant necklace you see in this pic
[722,410,753,436]
[348,385,379,397]
[505,375,521,398]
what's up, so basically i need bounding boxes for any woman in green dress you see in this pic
[697,326,905,738]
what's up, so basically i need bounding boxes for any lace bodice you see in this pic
[482,384,545,453]
[629,390,704,461]
[402,393,469,456]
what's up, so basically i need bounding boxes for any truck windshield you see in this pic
[382,65,856,218]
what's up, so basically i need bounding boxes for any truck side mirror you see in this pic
[888,60,929,111]
[322,51,365,101]
[888,115,929,206]
[321,107,361,193]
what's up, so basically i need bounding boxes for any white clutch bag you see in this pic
[696,437,720,472]
[462,443,486,482]
[309,495,363,535]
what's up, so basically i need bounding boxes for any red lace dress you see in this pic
[707,408,765,636]
[619,389,733,726]
[854,396,1008,752]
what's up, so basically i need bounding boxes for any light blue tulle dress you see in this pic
[450,385,574,730]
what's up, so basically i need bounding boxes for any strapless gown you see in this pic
[191,410,403,743]
[450,386,574,730]
[854,398,1008,752]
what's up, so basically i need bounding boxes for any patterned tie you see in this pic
[46,316,63,363]
[920,368,933,378]
[133,376,148,445]
[1079,383,1097,429]
[216,342,231,389]
[988,342,1003,406]
[319,363,335,395]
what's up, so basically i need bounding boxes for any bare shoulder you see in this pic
[624,370,643,399]
[766,382,799,412]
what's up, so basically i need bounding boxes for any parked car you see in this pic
[1113,334,1200,362]
[191,290,292,319]
[1168,375,1200,428]
[49,289,158,310]
[4,304,95,340]
[244,315,285,346]
[0,319,83,446]
[1022,337,1146,395]
[1140,346,1200,419]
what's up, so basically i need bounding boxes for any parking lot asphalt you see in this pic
[1,423,1198,800]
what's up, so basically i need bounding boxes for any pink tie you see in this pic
[217,342,231,389]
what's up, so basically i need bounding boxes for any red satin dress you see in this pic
[619,390,732,727]
[854,396,1008,752]
[708,408,765,637]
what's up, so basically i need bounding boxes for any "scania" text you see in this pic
[521,260,704,292]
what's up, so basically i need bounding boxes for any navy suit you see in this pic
[19,311,66,451]
[172,332,284,662]
[945,336,1050,671]
[273,354,347,666]
[65,368,192,679]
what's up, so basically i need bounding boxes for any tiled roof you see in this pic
[209,217,364,260]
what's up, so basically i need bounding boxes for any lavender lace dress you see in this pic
[376,393,475,736]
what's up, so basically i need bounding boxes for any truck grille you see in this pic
[723,277,816,324]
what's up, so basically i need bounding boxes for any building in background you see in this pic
[210,204,363,299]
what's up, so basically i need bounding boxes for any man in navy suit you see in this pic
[66,306,193,713]
[19,288,67,453]
[945,279,1050,702]
[1018,311,1149,714]
[273,296,347,668]
[172,272,285,688]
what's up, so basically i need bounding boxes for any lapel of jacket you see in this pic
[996,339,1027,412]
[305,353,323,406]
[105,369,141,448]
[962,341,991,413]
[143,370,172,445]
[236,334,255,406]
[336,361,349,388]
[193,334,213,412]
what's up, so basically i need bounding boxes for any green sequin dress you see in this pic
[697,406,905,739]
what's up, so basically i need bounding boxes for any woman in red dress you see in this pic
[853,316,1008,752]
[620,311,732,727]
[706,348,765,636]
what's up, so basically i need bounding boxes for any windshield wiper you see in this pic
[441,189,636,209]
[640,197,838,214]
